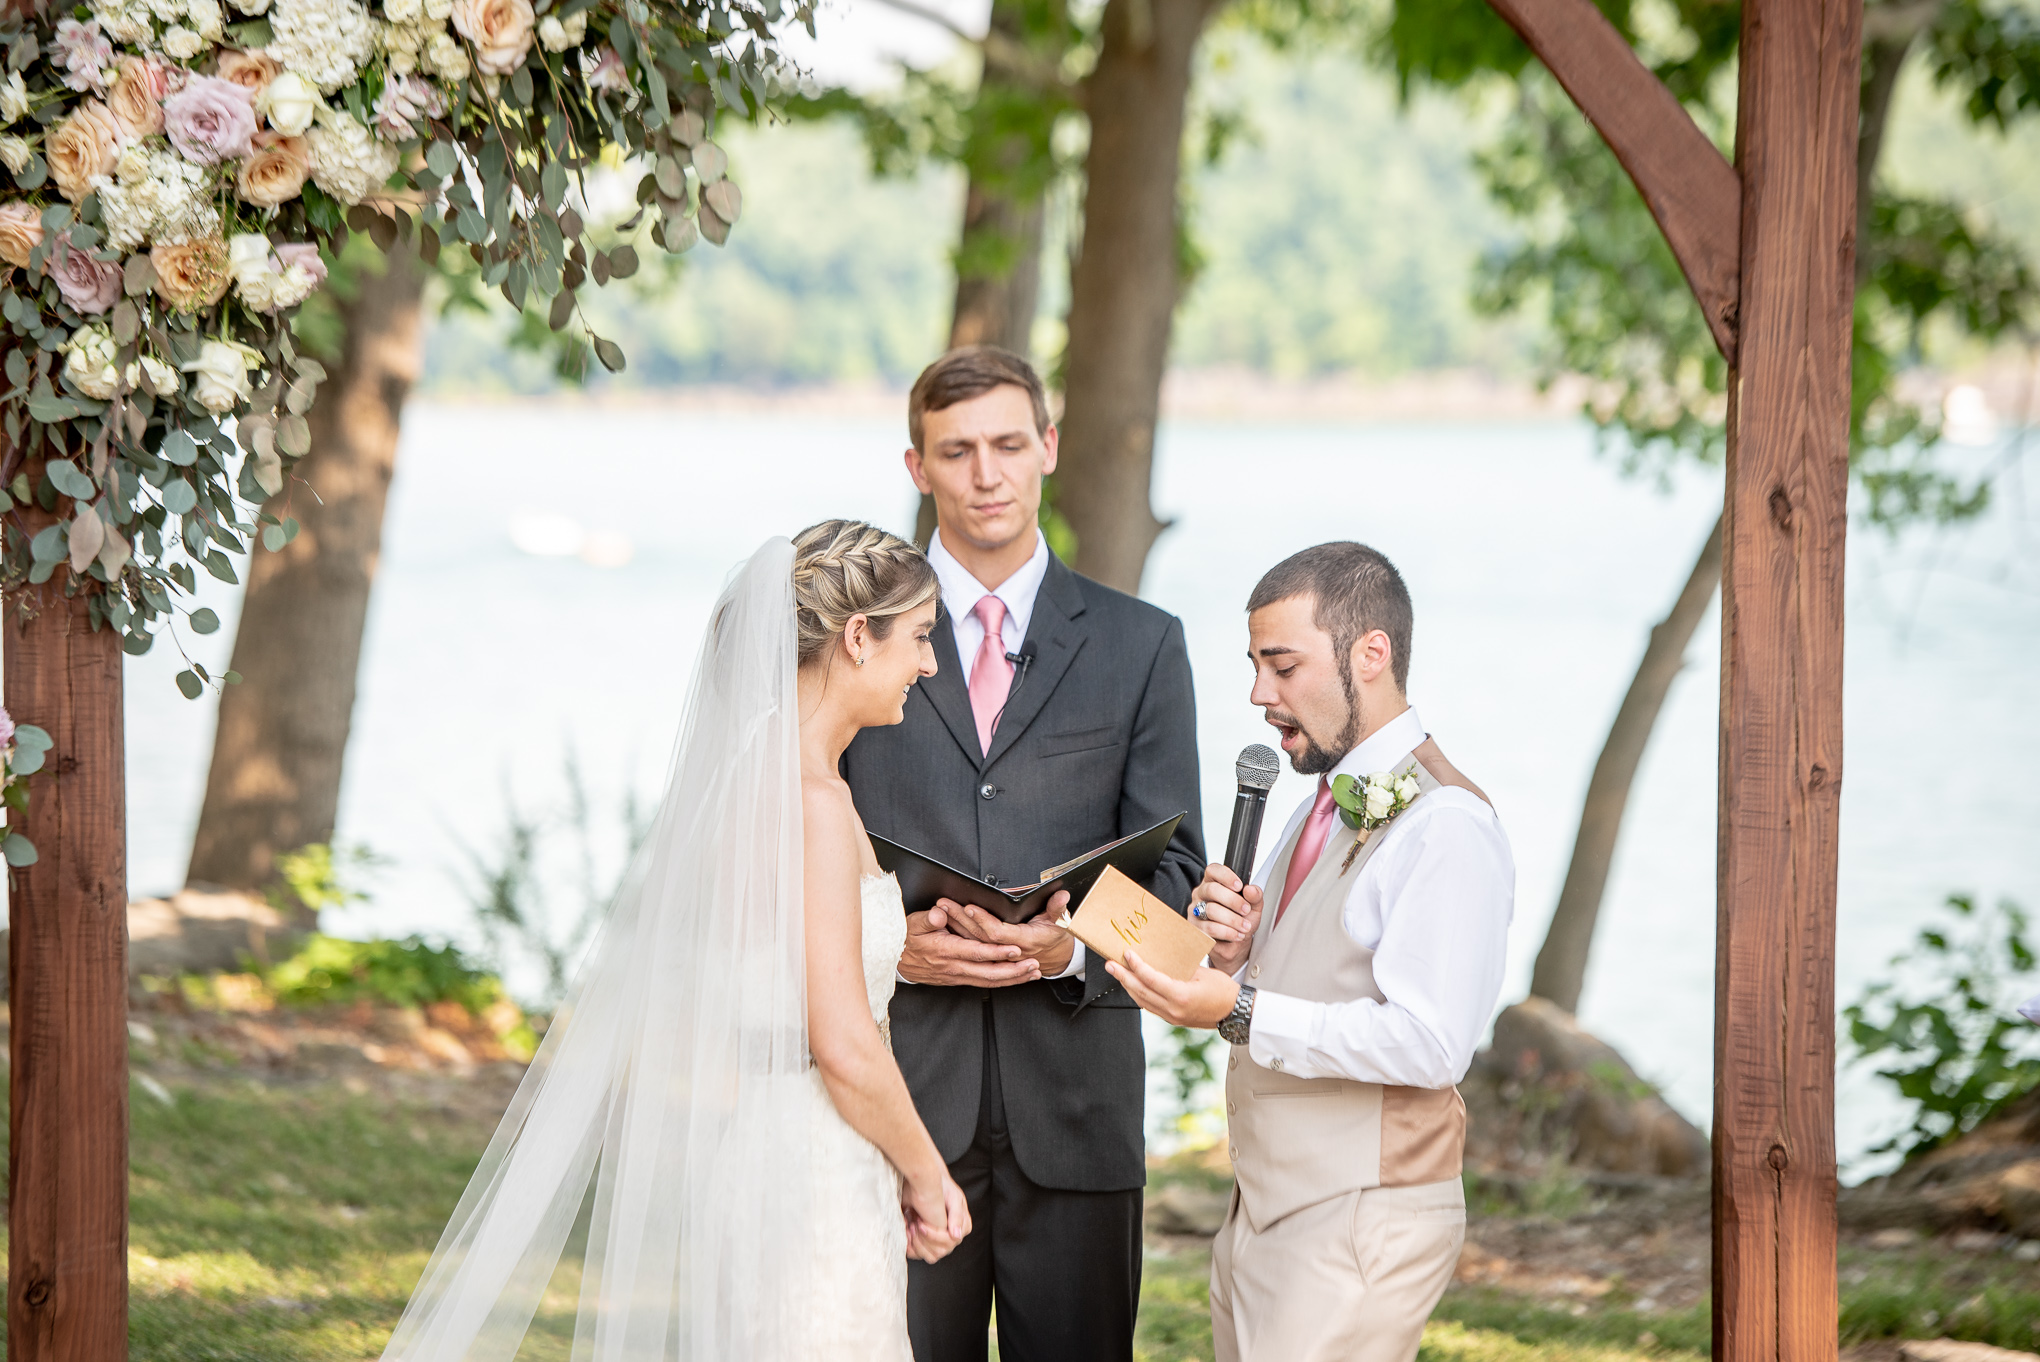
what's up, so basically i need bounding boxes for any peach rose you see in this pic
[47,100,124,203]
[106,56,169,141]
[0,200,42,268]
[450,0,535,75]
[151,235,231,311]
[235,129,310,208]
[216,48,280,98]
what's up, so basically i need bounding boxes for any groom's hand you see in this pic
[941,893,1076,979]
[1189,863,1262,976]
[899,905,1043,987]
[1105,950,1240,1029]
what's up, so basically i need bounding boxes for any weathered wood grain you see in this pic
[1485,0,1744,363]
[7,466,131,1361]
[1712,0,1858,1360]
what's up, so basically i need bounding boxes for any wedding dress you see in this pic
[379,538,914,1362]
[802,874,912,1361]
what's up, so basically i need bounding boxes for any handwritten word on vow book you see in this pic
[1064,866,1210,982]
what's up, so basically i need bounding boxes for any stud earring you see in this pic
[856,655,866,667]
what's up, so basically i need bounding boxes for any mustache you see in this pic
[1262,709,1305,731]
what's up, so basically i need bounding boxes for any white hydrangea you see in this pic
[424,27,468,80]
[421,0,451,20]
[90,0,154,44]
[145,0,182,21]
[305,108,398,204]
[383,0,418,21]
[538,9,584,50]
[266,0,377,93]
[94,143,220,252]
[186,0,224,38]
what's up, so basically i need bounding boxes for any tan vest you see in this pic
[1224,751,1469,1232]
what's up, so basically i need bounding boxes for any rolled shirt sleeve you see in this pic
[1245,793,1514,1089]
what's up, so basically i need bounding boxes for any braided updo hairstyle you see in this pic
[790,520,940,668]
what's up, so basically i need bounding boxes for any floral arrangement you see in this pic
[0,705,54,864]
[0,0,801,690]
[1330,764,1422,872]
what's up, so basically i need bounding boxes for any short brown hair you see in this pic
[1248,543,1414,692]
[908,346,1052,452]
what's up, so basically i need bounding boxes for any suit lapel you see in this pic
[982,554,1089,770]
[918,611,985,767]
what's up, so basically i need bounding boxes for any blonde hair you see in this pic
[790,519,940,667]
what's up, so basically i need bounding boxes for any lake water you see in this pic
[124,400,2040,1174]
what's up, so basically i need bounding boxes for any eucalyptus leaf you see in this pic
[159,429,199,466]
[10,747,41,776]
[45,458,95,500]
[174,669,203,700]
[190,607,220,635]
[14,725,51,752]
[593,337,626,373]
[4,833,38,867]
[161,479,197,514]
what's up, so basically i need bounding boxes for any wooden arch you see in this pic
[6,0,1858,1356]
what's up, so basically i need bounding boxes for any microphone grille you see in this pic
[1235,743,1281,790]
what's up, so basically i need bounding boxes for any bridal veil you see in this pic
[381,538,814,1362]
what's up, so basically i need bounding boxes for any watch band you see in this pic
[1217,983,1257,1046]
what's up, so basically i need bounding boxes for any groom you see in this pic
[1110,542,1514,1362]
[842,346,1205,1362]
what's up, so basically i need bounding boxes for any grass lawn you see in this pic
[4,1076,2036,1360]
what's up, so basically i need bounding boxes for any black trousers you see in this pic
[906,1005,1144,1362]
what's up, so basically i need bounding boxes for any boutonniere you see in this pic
[1329,764,1423,873]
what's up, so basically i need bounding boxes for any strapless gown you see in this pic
[802,873,913,1360]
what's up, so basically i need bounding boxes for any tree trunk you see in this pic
[916,0,1054,550]
[1529,512,1722,1014]
[1053,0,1218,593]
[184,244,424,903]
[6,477,129,1360]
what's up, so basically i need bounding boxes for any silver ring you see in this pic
[1191,903,1203,918]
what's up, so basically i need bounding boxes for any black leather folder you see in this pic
[868,812,1186,924]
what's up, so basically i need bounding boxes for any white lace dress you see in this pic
[803,873,913,1361]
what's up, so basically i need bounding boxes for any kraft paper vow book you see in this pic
[1063,865,1211,982]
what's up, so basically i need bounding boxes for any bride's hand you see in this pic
[902,1169,971,1263]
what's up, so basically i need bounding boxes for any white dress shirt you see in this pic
[921,527,1085,980]
[1242,705,1515,1089]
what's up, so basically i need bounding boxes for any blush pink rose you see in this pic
[51,234,122,315]
[271,241,327,285]
[163,74,259,165]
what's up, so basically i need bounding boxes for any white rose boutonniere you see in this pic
[1329,762,1424,873]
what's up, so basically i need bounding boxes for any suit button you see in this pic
[1229,1146,1239,1160]
[1270,1057,1284,1072]
[1228,1056,1237,1071]
[1227,1101,1235,1114]
[1249,965,1261,979]
[979,783,997,800]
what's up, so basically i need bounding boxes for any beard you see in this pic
[1270,654,1363,775]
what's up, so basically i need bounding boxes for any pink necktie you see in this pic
[1275,777,1338,928]
[967,596,1013,756]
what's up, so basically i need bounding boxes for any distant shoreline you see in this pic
[414,367,1591,423]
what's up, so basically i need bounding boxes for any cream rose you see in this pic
[0,135,31,176]
[451,0,535,75]
[236,130,311,208]
[217,48,281,97]
[64,324,121,400]
[0,72,29,125]
[259,70,319,135]
[47,100,124,203]
[181,338,259,413]
[1395,775,1420,803]
[124,355,181,396]
[151,235,232,311]
[106,56,169,140]
[0,200,43,268]
[1363,783,1393,820]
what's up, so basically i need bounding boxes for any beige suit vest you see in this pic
[1224,751,1469,1232]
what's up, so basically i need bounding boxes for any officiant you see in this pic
[842,346,1205,1362]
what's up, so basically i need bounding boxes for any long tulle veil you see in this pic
[381,538,813,1362]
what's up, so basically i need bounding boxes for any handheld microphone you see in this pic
[1225,744,1281,883]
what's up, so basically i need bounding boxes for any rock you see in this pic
[1146,1181,1232,1237]
[125,886,305,979]
[1900,1340,2040,1362]
[1999,1160,2040,1237]
[1464,998,1710,1178]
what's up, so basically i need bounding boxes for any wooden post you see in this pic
[1714,2,1857,1361]
[7,465,131,1360]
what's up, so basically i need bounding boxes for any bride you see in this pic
[380,521,970,1361]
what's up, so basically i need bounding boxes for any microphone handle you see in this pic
[1223,787,1268,884]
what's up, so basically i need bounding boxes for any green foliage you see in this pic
[1375,0,2039,524]
[458,751,653,1007]
[1843,893,2040,1159]
[266,842,382,921]
[262,934,508,1014]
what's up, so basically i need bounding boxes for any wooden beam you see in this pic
[1484,0,1744,364]
[1713,0,1856,1360]
[7,477,131,1361]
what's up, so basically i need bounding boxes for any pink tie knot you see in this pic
[1311,776,1337,818]
[974,595,1006,635]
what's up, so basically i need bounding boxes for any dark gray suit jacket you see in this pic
[844,553,1204,1193]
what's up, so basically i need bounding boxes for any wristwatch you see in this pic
[1217,984,1257,1046]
